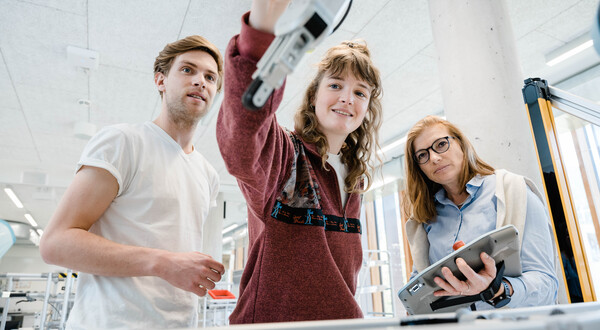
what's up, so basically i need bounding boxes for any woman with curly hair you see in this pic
[216,0,382,324]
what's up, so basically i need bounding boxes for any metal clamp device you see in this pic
[243,0,352,110]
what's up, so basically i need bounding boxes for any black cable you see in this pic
[47,302,62,316]
[331,0,353,33]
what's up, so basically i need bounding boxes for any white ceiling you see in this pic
[0,0,598,232]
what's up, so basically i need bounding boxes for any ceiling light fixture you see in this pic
[4,187,24,208]
[67,46,100,70]
[368,176,398,192]
[74,99,97,139]
[546,33,594,67]
[24,213,38,227]
[378,136,407,155]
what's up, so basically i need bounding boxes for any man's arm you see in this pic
[39,165,224,296]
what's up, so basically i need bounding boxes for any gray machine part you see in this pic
[398,225,521,315]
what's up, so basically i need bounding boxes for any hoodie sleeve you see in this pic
[216,11,295,219]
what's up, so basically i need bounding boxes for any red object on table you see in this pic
[452,240,465,251]
[208,290,236,299]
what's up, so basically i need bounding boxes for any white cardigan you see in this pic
[405,169,545,272]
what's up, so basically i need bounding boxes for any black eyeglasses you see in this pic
[413,136,455,164]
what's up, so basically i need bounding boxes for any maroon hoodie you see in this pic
[216,12,364,324]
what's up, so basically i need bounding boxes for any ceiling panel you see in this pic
[0,1,88,94]
[89,64,158,126]
[0,108,35,153]
[0,51,20,109]
[339,0,390,34]
[536,0,598,42]
[3,146,40,163]
[17,84,85,130]
[420,40,437,59]
[506,0,581,39]
[88,0,189,72]
[179,0,252,51]
[357,0,432,78]
[557,64,600,102]
[0,0,86,50]
[380,95,442,145]
[18,0,87,16]
[515,30,561,75]
[34,133,88,167]
[380,53,440,122]
[1,44,88,96]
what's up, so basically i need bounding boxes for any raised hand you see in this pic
[249,0,292,33]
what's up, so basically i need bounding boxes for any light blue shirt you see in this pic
[423,174,558,309]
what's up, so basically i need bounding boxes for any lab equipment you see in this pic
[398,225,521,315]
[0,220,16,259]
[593,2,600,55]
[243,0,352,110]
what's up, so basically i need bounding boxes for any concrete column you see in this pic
[428,0,543,189]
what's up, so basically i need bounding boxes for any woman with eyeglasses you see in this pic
[402,115,558,310]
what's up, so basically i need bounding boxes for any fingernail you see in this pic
[482,252,489,258]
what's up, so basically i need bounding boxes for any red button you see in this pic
[453,241,465,251]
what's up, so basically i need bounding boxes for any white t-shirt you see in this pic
[66,122,219,330]
[327,152,348,207]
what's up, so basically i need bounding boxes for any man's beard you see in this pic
[166,94,208,129]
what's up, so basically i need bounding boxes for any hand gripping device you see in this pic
[242,0,352,111]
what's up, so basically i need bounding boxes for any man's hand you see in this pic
[433,252,497,297]
[154,251,226,297]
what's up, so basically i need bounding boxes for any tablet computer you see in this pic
[398,225,521,315]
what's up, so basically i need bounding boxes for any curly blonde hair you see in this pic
[402,115,495,223]
[294,40,382,193]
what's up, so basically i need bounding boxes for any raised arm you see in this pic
[39,166,224,296]
[216,1,295,213]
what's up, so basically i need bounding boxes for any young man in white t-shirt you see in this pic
[40,35,225,329]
